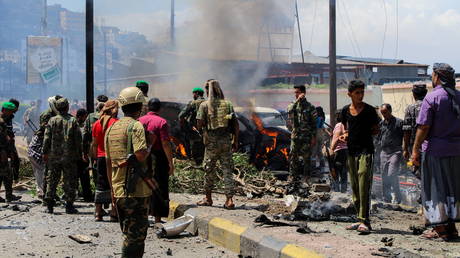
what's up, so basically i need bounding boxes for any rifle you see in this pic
[124,154,169,211]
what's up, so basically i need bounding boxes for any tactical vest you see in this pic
[106,118,133,165]
[188,98,205,126]
[205,100,232,130]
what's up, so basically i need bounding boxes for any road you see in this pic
[0,193,234,258]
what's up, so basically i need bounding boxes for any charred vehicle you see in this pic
[159,102,291,171]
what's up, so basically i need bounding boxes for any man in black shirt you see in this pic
[341,80,380,234]
[378,104,403,204]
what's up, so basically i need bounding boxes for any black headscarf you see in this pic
[433,63,460,118]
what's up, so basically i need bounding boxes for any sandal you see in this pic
[357,223,371,234]
[223,203,235,210]
[95,214,103,222]
[346,223,361,230]
[196,199,213,206]
[422,226,449,241]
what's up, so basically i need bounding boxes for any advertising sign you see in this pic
[27,36,62,84]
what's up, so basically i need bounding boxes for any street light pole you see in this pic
[86,0,94,113]
[329,0,337,125]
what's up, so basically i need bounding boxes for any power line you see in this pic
[341,0,362,57]
[380,0,388,61]
[308,0,318,52]
[395,0,399,59]
[337,0,358,56]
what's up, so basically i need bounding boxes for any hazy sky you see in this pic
[48,0,460,70]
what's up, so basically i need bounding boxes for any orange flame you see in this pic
[280,148,289,161]
[169,136,187,158]
[251,113,278,154]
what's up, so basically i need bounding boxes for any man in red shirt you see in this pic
[139,98,174,223]
[91,100,119,221]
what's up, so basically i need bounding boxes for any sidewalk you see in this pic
[168,193,455,258]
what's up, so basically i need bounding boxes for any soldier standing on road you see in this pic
[43,98,82,214]
[411,63,460,241]
[378,104,403,204]
[105,87,151,258]
[28,96,62,199]
[135,80,150,116]
[0,102,22,202]
[402,84,427,172]
[76,108,93,202]
[342,80,380,234]
[287,85,317,182]
[196,79,239,209]
[83,95,108,162]
[179,87,206,165]
[6,98,21,184]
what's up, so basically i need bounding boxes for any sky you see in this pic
[48,0,460,70]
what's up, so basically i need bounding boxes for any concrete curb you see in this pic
[167,203,323,258]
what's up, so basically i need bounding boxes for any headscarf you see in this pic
[99,100,118,130]
[206,79,225,117]
[433,63,460,119]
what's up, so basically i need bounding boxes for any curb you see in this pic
[167,202,323,258]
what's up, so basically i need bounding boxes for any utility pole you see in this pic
[170,0,175,48]
[329,0,337,125]
[103,29,107,96]
[86,0,94,113]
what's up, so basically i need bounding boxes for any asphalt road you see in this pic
[0,193,234,258]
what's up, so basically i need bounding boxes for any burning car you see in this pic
[158,102,291,171]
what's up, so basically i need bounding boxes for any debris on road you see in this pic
[68,234,92,244]
[156,215,194,238]
[381,237,394,247]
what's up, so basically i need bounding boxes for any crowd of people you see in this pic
[0,62,458,257]
[290,63,460,240]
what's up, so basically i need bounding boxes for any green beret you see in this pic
[192,87,204,93]
[55,98,69,110]
[2,102,16,110]
[135,80,149,88]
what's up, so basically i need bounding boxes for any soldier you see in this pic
[28,95,62,199]
[76,108,93,202]
[403,84,427,163]
[196,79,239,209]
[0,102,21,202]
[43,98,82,214]
[83,95,108,159]
[287,85,317,181]
[6,98,20,184]
[178,87,206,165]
[135,80,149,116]
[105,87,151,258]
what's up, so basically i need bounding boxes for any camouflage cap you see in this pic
[2,102,16,110]
[192,87,204,93]
[55,98,69,110]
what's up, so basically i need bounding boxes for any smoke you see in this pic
[154,0,295,103]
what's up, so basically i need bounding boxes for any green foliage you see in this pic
[19,159,34,178]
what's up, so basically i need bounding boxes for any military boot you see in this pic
[6,194,22,203]
[65,202,79,214]
[46,203,54,214]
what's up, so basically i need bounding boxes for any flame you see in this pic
[280,148,289,161]
[169,136,187,158]
[251,113,278,154]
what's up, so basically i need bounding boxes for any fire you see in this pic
[169,136,187,158]
[280,148,289,161]
[251,113,278,153]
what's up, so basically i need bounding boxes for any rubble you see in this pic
[68,235,92,244]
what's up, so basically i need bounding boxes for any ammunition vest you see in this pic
[106,117,133,164]
[205,100,232,130]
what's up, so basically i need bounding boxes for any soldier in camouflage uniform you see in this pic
[105,87,151,258]
[287,85,317,181]
[43,98,82,214]
[196,80,239,209]
[0,102,21,202]
[135,80,149,116]
[179,87,206,165]
[5,99,20,184]
[83,95,108,158]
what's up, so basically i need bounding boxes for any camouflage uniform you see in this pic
[0,113,13,200]
[179,96,206,165]
[197,99,236,196]
[105,117,151,258]
[287,97,317,178]
[4,114,20,183]
[83,112,100,156]
[403,100,423,153]
[43,108,82,206]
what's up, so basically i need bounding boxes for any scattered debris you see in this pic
[296,224,330,234]
[254,214,295,227]
[68,234,92,244]
[409,225,426,235]
[0,225,27,230]
[373,202,417,213]
[381,237,394,247]
[312,184,331,193]
[292,193,355,221]
[166,248,172,256]
[90,232,100,238]
[156,215,194,238]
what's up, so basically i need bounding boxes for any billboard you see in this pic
[27,36,63,84]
